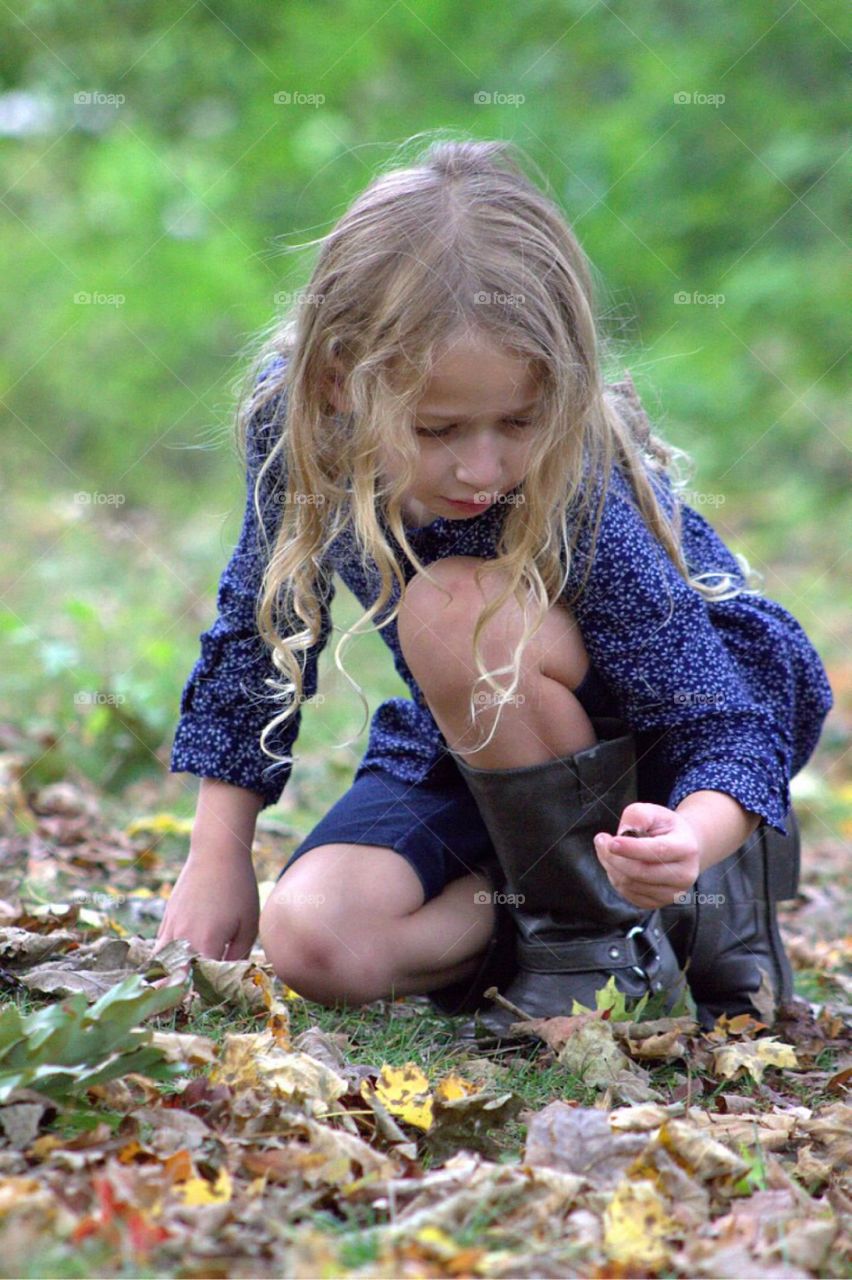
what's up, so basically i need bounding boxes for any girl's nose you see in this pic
[453,434,503,491]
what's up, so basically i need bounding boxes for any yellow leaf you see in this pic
[413,1225,459,1260]
[713,1036,799,1083]
[174,1166,232,1205]
[374,1062,434,1130]
[0,1177,47,1212]
[210,1032,347,1116]
[434,1071,478,1101]
[604,1176,676,1269]
[125,813,194,837]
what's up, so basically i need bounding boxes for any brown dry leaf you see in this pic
[794,1101,852,1190]
[622,1025,692,1061]
[513,1009,607,1053]
[127,1106,211,1155]
[713,1035,799,1083]
[147,1031,217,1067]
[688,1187,839,1276]
[243,1118,398,1193]
[689,1106,810,1152]
[750,966,780,1024]
[552,1014,661,1102]
[190,957,279,1014]
[654,1118,750,1184]
[524,1102,648,1188]
[0,1101,51,1148]
[210,1031,348,1117]
[18,966,140,999]
[0,927,77,966]
[0,1176,57,1217]
[423,1087,524,1161]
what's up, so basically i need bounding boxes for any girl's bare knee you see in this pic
[398,557,502,696]
[257,844,417,1004]
[399,556,590,699]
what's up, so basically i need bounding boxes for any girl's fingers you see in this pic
[599,835,683,864]
[597,848,688,887]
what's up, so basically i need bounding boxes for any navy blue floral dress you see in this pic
[170,359,833,856]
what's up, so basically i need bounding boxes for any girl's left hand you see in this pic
[593,802,701,910]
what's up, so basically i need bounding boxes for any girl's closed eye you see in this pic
[415,416,534,439]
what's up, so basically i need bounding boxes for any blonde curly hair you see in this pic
[229,133,758,776]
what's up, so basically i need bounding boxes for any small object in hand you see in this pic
[617,826,645,838]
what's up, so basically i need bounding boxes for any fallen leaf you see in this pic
[210,1032,348,1117]
[190,958,276,1013]
[173,1165,232,1205]
[148,1031,217,1067]
[603,1175,677,1270]
[524,1102,647,1188]
[713,1036,799,1083]
[372,1062,433,1131]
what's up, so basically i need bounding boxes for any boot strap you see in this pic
[517,917,666,982]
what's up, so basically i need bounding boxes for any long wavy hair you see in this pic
[228,133,759,777]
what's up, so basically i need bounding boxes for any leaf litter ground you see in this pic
[0,744,849,1278]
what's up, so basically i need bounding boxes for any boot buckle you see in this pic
[626,920,666,993]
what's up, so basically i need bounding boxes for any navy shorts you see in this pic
[276,663,620,904]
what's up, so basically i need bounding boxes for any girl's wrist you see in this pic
[190,778,265,860]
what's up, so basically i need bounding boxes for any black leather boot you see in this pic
[660,808,800,1030]
[447,716,686,1044]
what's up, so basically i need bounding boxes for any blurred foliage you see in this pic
[0,1,848,803]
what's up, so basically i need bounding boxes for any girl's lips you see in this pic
[443,496,493,510]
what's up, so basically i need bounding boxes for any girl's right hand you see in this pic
[152,847,261,976]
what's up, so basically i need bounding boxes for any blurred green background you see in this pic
[1,2,848,847]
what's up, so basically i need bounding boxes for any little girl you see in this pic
[156,137,833,1040]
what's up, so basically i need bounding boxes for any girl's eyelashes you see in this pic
[415,417,533,439]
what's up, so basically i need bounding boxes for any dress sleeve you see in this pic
[169,361,336,809]
[565,463,833,836]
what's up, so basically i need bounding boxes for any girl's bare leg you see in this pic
[397,555,598,769]
[259,844,494,1005]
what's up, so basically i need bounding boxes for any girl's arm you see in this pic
[676,788,762,871]
[153,778,265,964]
[169,352,335,808]
[569,462,832,839]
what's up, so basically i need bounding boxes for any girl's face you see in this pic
[388,334,542,523]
